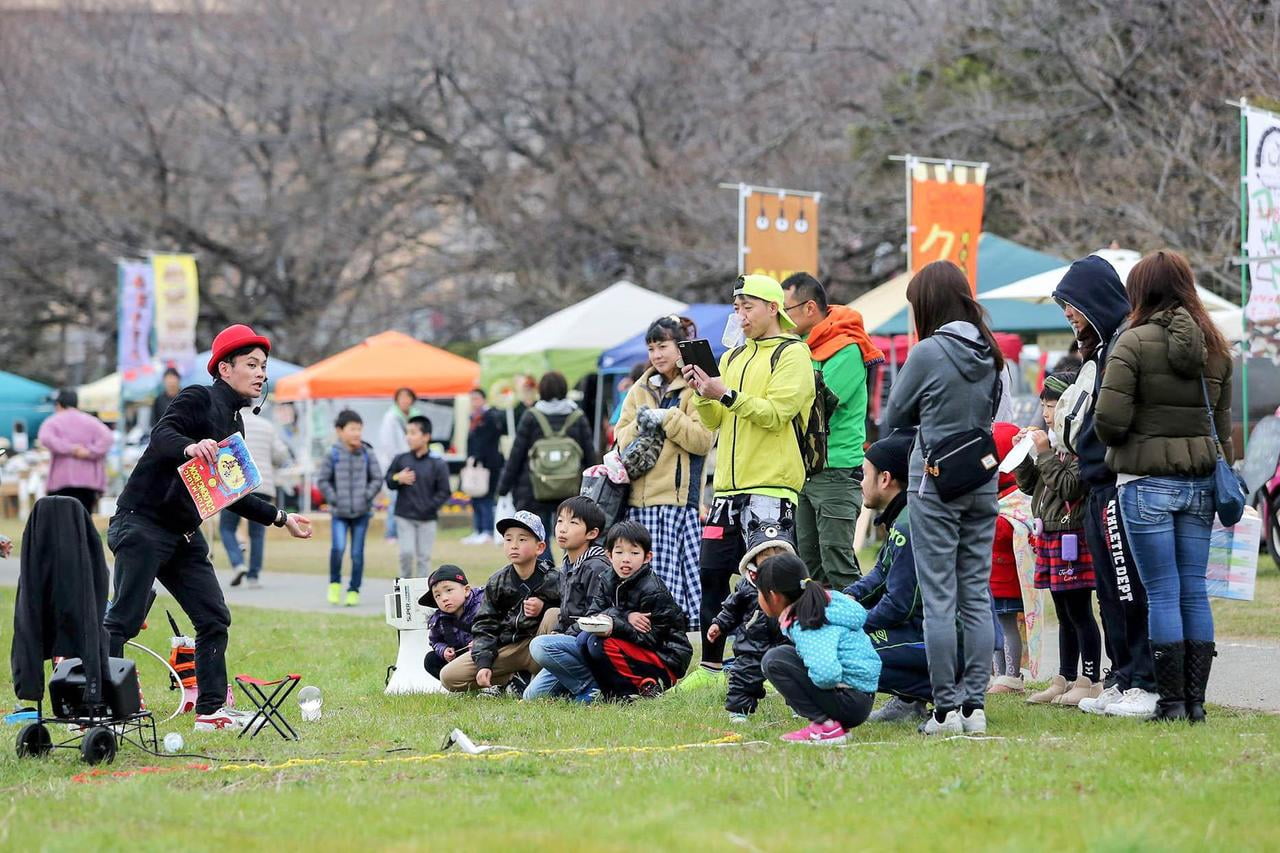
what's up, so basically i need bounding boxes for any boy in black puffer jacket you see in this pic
[580,521,693,699]
[708,570,785,721]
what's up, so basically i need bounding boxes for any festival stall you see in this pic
[479,281,685,388]
[981,247,1241,338]
[273,331,482,511]
[870,233,1069,335]
[0,371,54,444]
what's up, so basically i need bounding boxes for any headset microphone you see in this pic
[252,378,269,416]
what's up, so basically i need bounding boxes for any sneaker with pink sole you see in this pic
[779,719,847,745]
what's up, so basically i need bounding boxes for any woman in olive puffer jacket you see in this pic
[1094,250,1232,724]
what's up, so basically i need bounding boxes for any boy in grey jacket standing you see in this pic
[318,409,383,606]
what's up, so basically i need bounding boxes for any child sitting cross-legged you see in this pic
[759,553,881,745]
[523,496,614,700]
[439,511,562,694]
[531,520,693,702]
[419,565,484,680]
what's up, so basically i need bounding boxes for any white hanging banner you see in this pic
[1244,107,1280,359]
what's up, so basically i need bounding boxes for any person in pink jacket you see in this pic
[37,389,113,516]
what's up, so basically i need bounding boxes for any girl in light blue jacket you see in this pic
[757,553,880,745]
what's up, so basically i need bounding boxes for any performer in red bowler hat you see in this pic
[105,324,313,733]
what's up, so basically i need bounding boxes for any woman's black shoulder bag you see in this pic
[920,333,1002,502]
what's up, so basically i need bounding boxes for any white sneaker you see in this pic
[919,709,963,736]
[246,577,262,589]
[193,707,266,733]
[459,533,482,545]
[1079,684,1124,715]
[1104,688,1159,719]
[960,708,987,734]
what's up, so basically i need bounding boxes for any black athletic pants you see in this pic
[104,511,232,715]
[50,487,98,517]
[1082,486,1155,691]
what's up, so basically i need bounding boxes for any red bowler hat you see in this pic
[207,324,272,376]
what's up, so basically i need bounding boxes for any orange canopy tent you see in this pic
[274,331,480,401]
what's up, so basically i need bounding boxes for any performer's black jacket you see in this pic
[116,379,280,533]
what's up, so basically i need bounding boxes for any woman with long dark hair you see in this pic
[883,260,1005,736]
[1094,250,1232,723]
[613,315,713,627]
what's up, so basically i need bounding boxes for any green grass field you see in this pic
[0,593,1278,851]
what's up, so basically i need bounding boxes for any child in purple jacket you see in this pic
[418,566,485,679]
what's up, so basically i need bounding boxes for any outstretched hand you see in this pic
[285,514,313,539]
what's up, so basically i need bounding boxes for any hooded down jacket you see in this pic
[1094,307,1233,476]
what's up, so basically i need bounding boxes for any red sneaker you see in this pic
[780,719,847,745]
[193,708,263,733]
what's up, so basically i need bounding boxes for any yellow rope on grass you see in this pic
[216,733,752,774]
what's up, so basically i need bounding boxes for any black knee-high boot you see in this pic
[1183,640,1216,725]
[1150,643,1187,722]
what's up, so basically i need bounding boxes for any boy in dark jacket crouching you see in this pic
[439,512,561,692]
[707,569,785,722]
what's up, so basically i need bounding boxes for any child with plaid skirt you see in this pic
[1015,372,1102,707]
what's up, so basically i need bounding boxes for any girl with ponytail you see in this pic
[756,553,881,745]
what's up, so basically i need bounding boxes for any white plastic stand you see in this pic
[385,628,447,695]
[384,578,448,695]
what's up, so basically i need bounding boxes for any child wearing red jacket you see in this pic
[988,422,1026,694]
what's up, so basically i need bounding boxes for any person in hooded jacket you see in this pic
[883,260,1003,737]
[497,371,596,562]
[782,273,885,589]
[1094,250,1232,724]
[1052,255,1159,719]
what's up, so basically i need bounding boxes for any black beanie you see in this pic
[865,428,916,484]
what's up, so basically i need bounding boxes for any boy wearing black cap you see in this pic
[104,325,313,733]
[843,429,931,723]
[439,511,562,692]
[420,566,485,679]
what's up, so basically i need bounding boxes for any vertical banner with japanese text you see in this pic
[1245,107,1280,360]
[117,259,156,398]
[909,160,987,293]
[151,253,200,376]
[739,186,820,281]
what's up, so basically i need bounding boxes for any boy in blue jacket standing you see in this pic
[318,410,383,606]
[844,429,931,723]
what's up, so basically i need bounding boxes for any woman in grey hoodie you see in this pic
[884,261,1005,736]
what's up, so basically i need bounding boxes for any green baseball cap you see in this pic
[733,274,796,330]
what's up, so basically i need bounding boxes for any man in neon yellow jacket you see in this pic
[676,274,815,691]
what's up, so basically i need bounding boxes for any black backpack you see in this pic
[726,338,838,477]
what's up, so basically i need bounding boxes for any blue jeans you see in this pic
[1118,476,1215,644]
[472,496,496,536]
[330,514,371,591]
[385,494,398,539]
[219,510,266,578]
[524,633,597,700]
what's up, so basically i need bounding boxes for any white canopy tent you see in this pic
[478,280,686,385]
[980,248,1241,340]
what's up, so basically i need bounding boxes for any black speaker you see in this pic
[48,657,141,720]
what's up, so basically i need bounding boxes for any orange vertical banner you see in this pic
[741,188,819,280]
[909,162,986,292]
